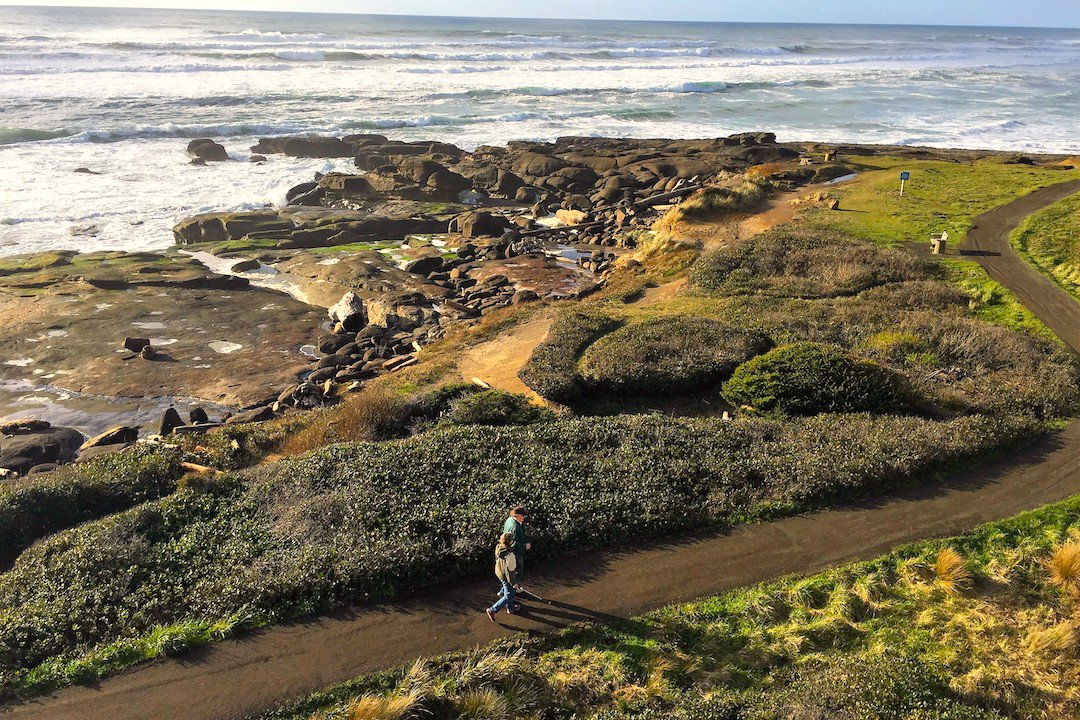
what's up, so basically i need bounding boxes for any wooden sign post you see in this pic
[899,170,911,197]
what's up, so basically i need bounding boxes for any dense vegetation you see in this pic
[522,229,1079,419]
[1011,191,1080,301]
[0,446,185,566]
[0,412,1038,698]
[261,495,1080,720]
[517,309,623,403]
[578,318,771,395]
[690,228,928,298]
[722,342,906,415]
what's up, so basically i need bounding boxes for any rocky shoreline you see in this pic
[2,132,1073,479]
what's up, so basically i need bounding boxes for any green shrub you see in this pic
[444,390,553,426]
[722,342,907,415]
[692,230,929,299]
[577,317,773,395]
[0,412,1037,694]
[0,445,184,566]
[751,652,1005,720]
[518,309,623,403]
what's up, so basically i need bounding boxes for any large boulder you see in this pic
[187,138,229,162]
[250,135,355,158]
[367,291,433,331]
[511,152,567,178]
[328,291,368,331]
[224,406,275,425]
[0,425,83,472]
[449,211,513,239]
[80,426,138,451]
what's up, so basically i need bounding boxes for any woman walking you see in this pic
[486,532,520,621]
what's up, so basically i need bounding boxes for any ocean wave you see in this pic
[0,127,74,145]
[211,28,333,42]
[0,61,293,75]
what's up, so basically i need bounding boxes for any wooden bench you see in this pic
[930,230,949,255]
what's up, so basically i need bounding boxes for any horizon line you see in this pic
[0,3,1077,31]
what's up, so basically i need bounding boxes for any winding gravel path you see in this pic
[6,180,1080,720]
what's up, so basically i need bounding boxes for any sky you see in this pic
[4,0,1080,27]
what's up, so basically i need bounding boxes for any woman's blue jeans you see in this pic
[489,581,516,613]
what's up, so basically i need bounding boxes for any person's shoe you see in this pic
[485,608,496,622]
[507,602,522,614]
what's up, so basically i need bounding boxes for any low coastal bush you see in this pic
[0,445,184,566]
[721,342,907,415]
[261,495,1080,720]
[692,229,929,299]
[0,412,1039,697]
[578,317,772,395]
[443,390,553,426]
[517,309,623,403]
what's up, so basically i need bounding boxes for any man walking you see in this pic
[502,505,530,582]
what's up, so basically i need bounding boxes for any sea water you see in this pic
[1,6,1078,257]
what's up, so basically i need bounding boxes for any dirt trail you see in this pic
[962,178,1080,349]
[7,180,1080,720]
[457,314,555,398]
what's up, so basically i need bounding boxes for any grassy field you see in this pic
[804,156,1079,248]
[1012,191,1080,302]
[261,495,1080,720]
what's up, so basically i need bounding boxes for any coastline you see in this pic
[1,131,1077,475]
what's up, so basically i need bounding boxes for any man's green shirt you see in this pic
[502,516,527,561]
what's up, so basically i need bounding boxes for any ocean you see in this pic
[1,6,1078,257]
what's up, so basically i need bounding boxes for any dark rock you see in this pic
[512,289,540,304]
[251,135,354,158]
[187,138,229,162]
[318,333,356,354]
[231,258,261,272]
[80,426,139,451]
[140,345,157,360]
[0,456,34,475]
[75,444,130,463]
[404,256,445,276]
[250,154,267,163]
[123,337,151,353]
[449,211,513,239]
[158,407,185,436]
[189,407,210,424]
[1,426,83,468]
[307,367,338,383]
[73,167,101,175]
[224,406,275,425]
[28,463,58,475]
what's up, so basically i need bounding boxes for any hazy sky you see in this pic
[4,1,1080,27]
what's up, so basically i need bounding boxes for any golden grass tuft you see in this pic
[1047,542,1080,593]
[455,687,509,720]
[281,386,410,456]
[933,548,972,595]
[1023,622,1077,655]
[343,692,418,720]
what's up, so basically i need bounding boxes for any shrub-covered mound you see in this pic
[263,495,1080,720]
[577,317,772,395]
[517,309,622,403]
[443,389,553,426]
[692,229,929,298]
[0,412,1038,697]
[722,342,907,415]
[0,445,185,566]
